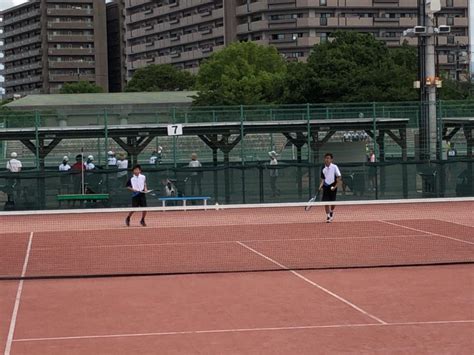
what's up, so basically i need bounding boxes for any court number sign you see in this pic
[167,124,183,136]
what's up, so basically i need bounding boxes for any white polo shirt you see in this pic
[59,163,71,171]
[189,159,202,176]
[85,162,95,170]
[108,157,117,166]
[117,159,128,177]
[321,163,341,187]
[128,174,146,192]
[6,159,22,172]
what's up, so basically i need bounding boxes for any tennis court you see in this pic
[1,199,473,354]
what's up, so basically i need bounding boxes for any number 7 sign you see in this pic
[167,124,183,136]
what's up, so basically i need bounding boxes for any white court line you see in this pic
[381,220,474,246]
[4,232,34,355]
[236,241,387,325]
[31,234,428,251]
[12,320,474,343]
[437,219,474,229]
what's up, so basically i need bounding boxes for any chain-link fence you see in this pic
[0,101,472,210]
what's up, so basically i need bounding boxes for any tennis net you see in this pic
[1,198,473,280]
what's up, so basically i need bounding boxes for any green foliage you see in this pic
[438,75,473,100]
[194,41,287,106]
[125,64,195,92]
[60,81,104,94]
[286,31,418,103]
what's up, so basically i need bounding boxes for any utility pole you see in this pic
[403,0,449,161]
[425,10,438,160]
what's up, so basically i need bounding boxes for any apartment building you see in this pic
[124,0,469,80]
[107,0,127,92]
[124,0,227,77]
[0,0,108,98]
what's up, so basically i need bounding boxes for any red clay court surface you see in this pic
[1,202,473,354]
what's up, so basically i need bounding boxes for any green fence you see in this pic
[0,160,472,210]
[0,101,472,210]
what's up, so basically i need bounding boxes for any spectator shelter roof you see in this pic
[5,92,197,111]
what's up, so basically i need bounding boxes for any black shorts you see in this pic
[131,193,147,207]
[322,185,337,202]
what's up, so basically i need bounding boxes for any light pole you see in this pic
[402,0,450,160]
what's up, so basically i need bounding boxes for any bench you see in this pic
[158,196,211,209]
[57,194,110,207]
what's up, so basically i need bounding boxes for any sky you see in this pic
[0,0,30,11]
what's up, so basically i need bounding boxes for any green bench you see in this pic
[57,194,110,207]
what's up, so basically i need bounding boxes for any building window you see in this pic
[447,54,454,63]
[446,0,453,7]
[320,0,327,6]
[446,17,454,26]
[320,32,327,43]
[447,36,455,44]
[272,34,285,40]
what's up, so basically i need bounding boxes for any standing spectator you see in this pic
[58,156,71,194]
[116,153,129,186]
[85,155,95,170]
[149,146,163,165]
[188,153,202,195]
[446,142,457,185]
[125,164,148,227]
[107,151,117,166]
[318,153,342,223]
[59,156,71,171]
[447,142,457,159]
[6,152,22,172]
[368,149,376,192]
[6,152,22,202]
[71,154,86,194]
[268,150,280,197]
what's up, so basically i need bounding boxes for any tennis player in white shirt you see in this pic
[125,164,149,227]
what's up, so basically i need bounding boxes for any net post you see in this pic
[104,108,108,167]
[172,107,177,168]
[240,105,246,203]
[34,111,40,170]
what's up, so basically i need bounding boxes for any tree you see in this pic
[438,76,473,100]
[281,62,315,104]
[194,41,287,106]
[305,31,418,103]
[60,81,104,94]
[125,64,195,92]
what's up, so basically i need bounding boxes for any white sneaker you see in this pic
[329,211,334,222]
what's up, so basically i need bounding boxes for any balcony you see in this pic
[48,74,95,82]
[399,18,417,27]
[47,34,95,43]
[47,21,94,30]
[1,48,42,63]
[236,1,268,16]
[2,22,41,38]
[342,17,373,27]
[47,48,95,56]
[2,35,42,50]
[2,8,40,26]
[48,61,95,69]
[249,20,269,31]
[373,18,399,27]
[296,18,320,27]
[2,62,42,75]
[46,8,93,16]
[4,75,42,88]
[297,37,320,47]
[344,0,372,7]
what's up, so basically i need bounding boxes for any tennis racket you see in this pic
[305,189,321,211]
[140,189,154,194]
